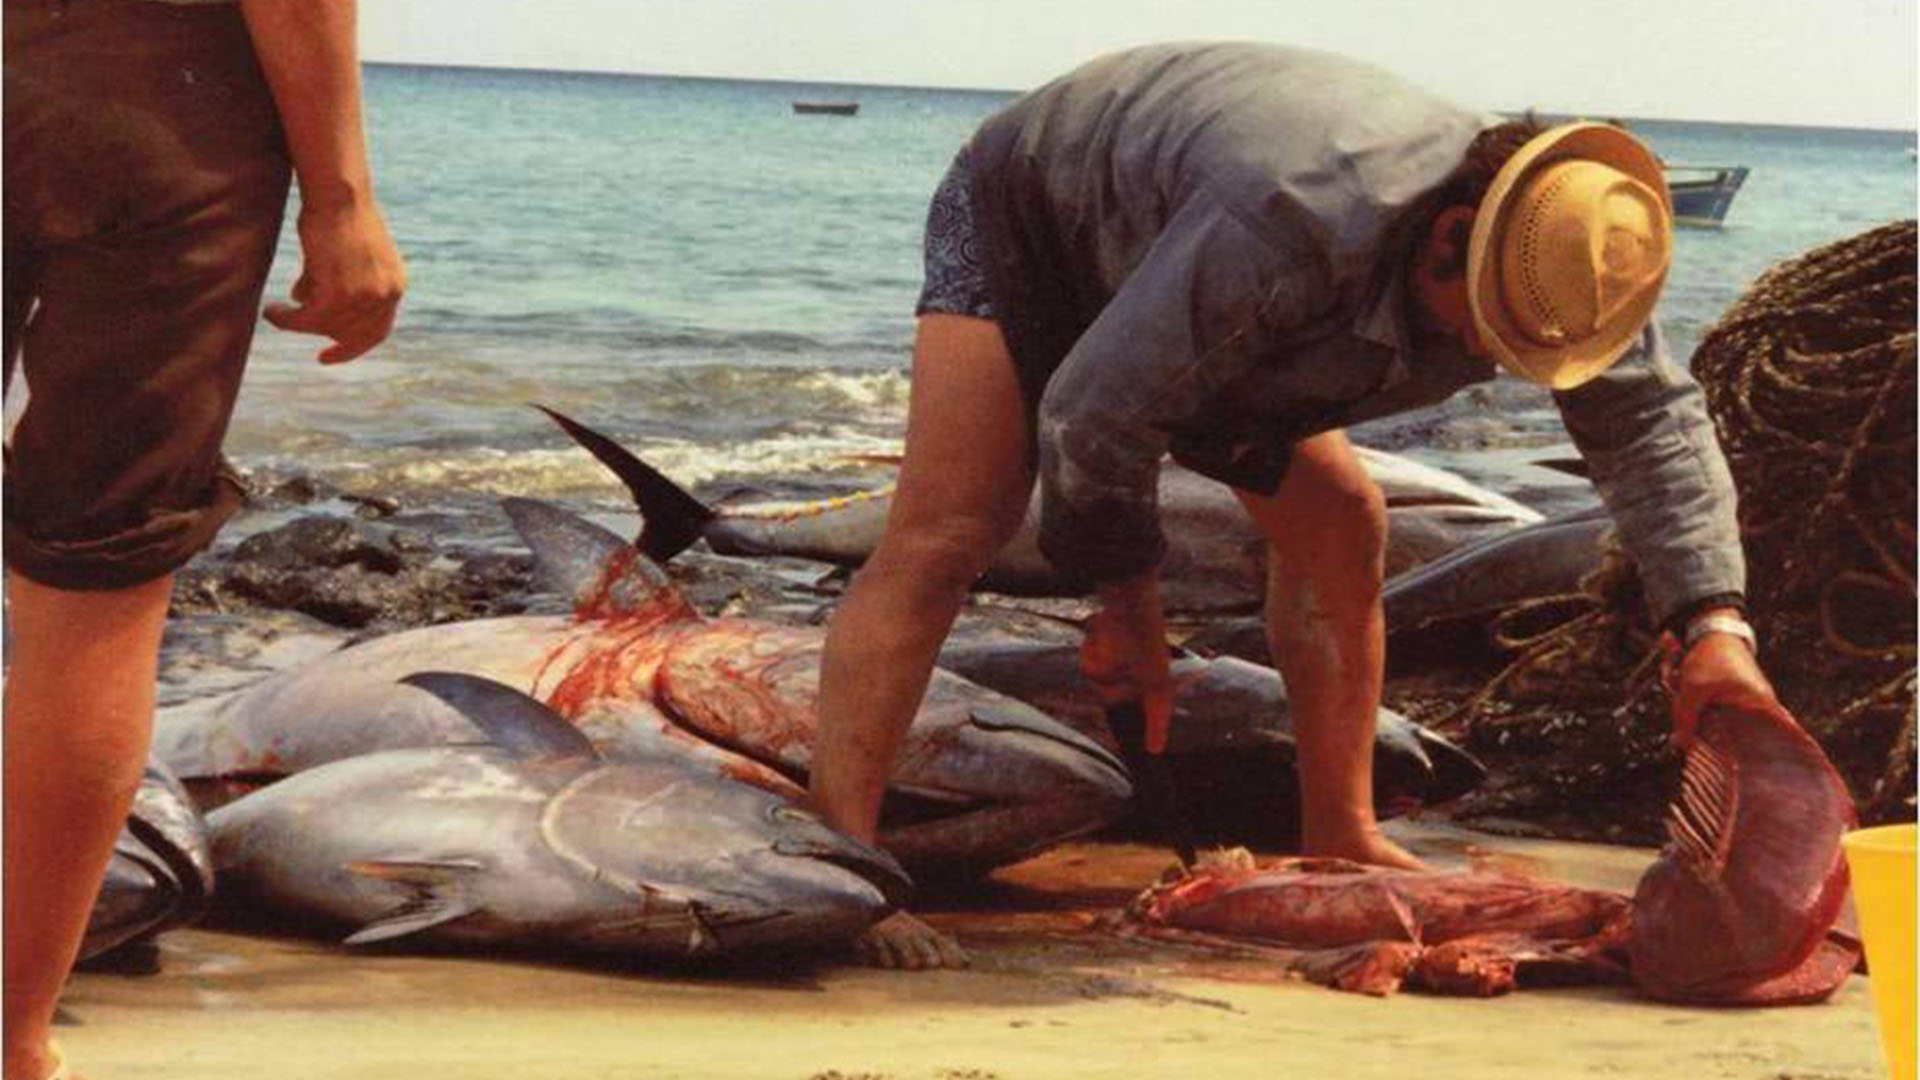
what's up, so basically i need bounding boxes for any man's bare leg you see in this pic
[1234,432,1424,870]
[812,314,1033,969]
[5,572,174,1080]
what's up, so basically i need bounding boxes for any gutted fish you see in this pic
[1117,850,1633,997]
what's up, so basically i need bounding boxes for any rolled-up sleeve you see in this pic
[1035,193,1318,587]
[1552,320,1746,625]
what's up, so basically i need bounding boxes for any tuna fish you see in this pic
[543,407,1542,613]
[80,760,216,966]
[156,500,1132,879]
[209,672,909,959]
[934,639,1485,840]
[1116,849,1634,997]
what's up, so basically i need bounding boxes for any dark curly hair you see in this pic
[1422,115,1548,281]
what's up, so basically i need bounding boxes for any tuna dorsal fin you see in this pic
[341,859,483,945]
[400,672,602,761]
[500,497,693,620]
[534,405,716,561]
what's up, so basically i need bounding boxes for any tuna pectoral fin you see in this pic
[401,673,600,762]
[534,405,715,561]
[342,859,483,945]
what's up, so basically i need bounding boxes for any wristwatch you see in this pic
[1682,612,1758,656]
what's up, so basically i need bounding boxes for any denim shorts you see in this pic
[913,148,996,320]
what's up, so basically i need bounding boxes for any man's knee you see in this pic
[863,516,1008,599]
[1272,470,1388,577]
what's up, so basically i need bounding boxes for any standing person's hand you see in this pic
[241,0,404,364]
[265,200,405,364]
[1081,572,1175,753]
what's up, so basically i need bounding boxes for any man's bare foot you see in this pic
[1303,829,1428,871]
[853,911,969,970]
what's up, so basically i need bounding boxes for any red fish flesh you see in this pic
[1628,703,1860,1005]
[1119,851,1634,997]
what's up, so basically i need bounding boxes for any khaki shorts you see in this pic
[4,0,291,590]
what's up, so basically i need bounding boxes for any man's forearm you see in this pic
[239,0,374,211]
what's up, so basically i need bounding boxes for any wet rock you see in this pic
[176,514,533,631]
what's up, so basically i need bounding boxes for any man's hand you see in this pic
[1080,573,1174,753]
[265,202,405,364]
[1671,620,1779,746]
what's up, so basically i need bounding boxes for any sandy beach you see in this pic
[58,825,1888,1080]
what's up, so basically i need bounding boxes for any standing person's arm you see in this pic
[240,0,405,363]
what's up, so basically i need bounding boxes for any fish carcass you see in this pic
[157,499,1132,880]
[1117,850,1634,997]
[544,407,1542,613]
[209,672,909,959]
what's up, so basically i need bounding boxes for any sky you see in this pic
[361,0,1919,131]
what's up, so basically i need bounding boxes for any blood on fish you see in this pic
[534,611,687,721]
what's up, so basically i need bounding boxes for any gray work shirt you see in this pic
[963,42,1743,626]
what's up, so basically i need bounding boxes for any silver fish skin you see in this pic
[209,747,905,958]
[1380,508,1613,635]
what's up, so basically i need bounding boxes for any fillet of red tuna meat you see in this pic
[1628,703,1861,1005]
[1118,852,1634,997]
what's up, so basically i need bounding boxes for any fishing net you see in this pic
[1448,221,1917,835]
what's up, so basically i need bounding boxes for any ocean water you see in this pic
[226,64,1918,507]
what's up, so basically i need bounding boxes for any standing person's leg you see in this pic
[1233,431,1424,870]
[812,313,1033,970]
[3,7,295,1075]
[3,574,175,1080]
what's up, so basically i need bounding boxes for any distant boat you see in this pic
[1665,164,1749,227]
[793,101,859,117]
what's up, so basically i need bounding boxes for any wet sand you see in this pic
[59,824,1886,1080]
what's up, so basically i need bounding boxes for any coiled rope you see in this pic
[1460,220,1917,822]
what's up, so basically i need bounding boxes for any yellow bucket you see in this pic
[1844,823,1917,1080]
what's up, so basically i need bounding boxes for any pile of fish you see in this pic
[127,412,1506,965]
[148,498,1133,959]
[1116,702,1863,1005]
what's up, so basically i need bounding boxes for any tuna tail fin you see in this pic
[534,405,716,561]
[401,672,602,762]
[501,497,694,620]
[341,859,484,945]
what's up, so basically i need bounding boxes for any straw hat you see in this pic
[1466,122,1673,389]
